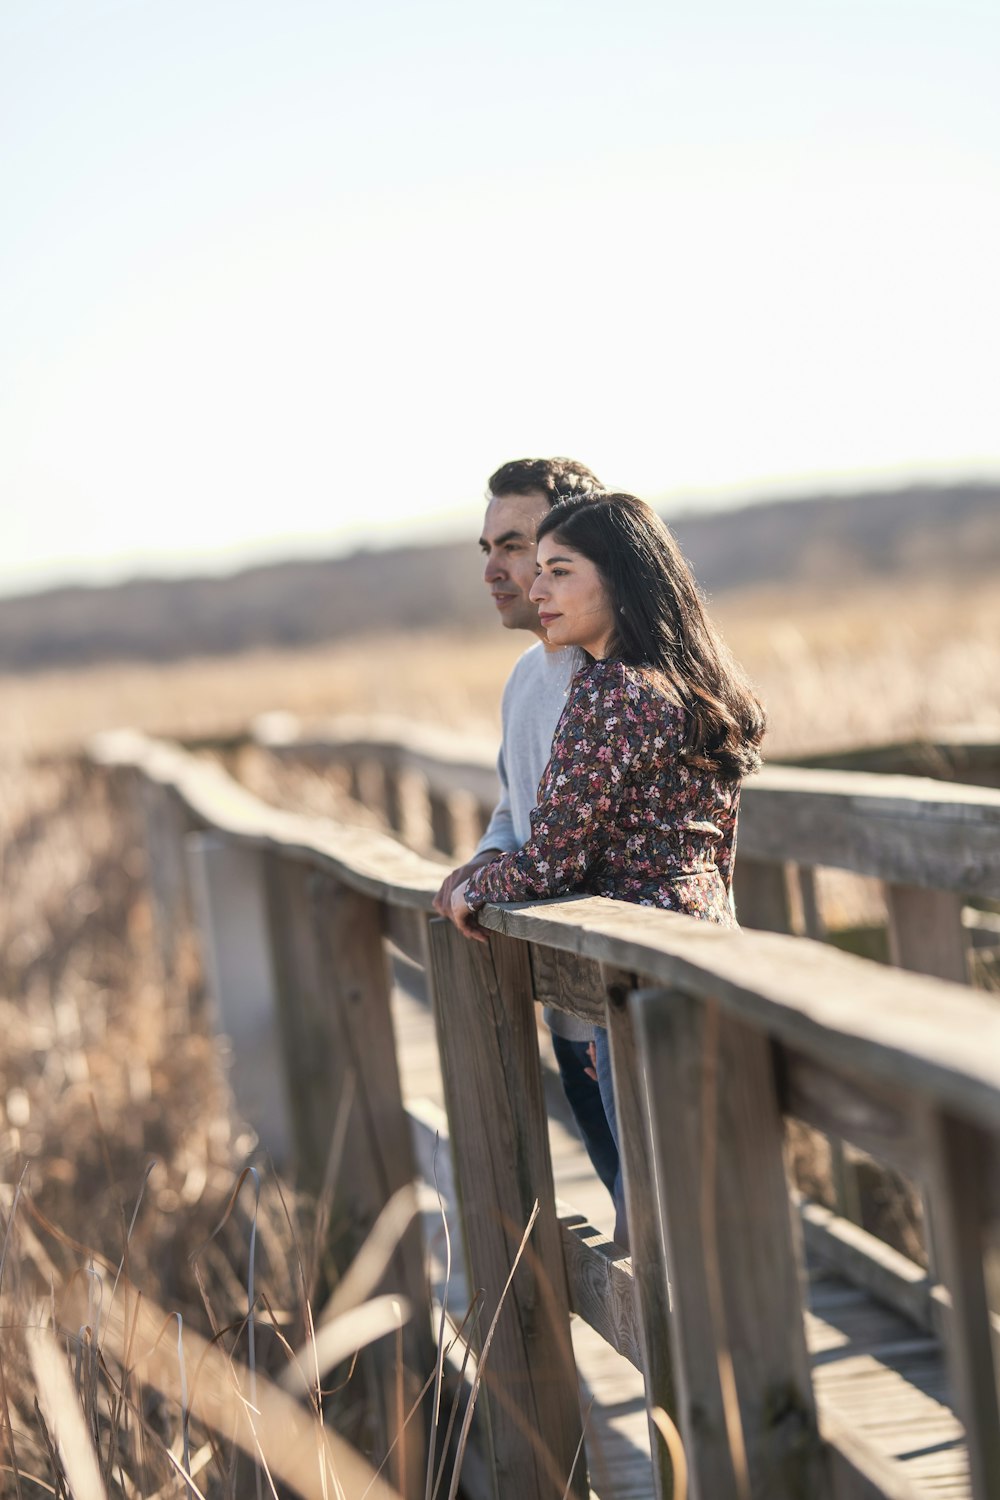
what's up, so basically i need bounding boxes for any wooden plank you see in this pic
[557,1207,643,1367]
[603,972,678,1499]
[731,855,795,933]
[186,834,292,1163]
[385,902,430,967]
[264,858,434,1496]
[631,986,828,1500]
[137,777,200,987]
[885,884,968,1278]
[820,1414,929,1500]
[425,917,586,1500]
[797,1199,935,1333]
[382,764,405,836]
[922,1109,1000,1500]
[798,865,827,941]
[781,1047,927,1181]
[738,764,1000,899]
[529,946,607,1025]
[887,883,969,985]
[428,790,456,855]
[479,896,1000,1136]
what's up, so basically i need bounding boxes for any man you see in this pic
[433,457,619,1207]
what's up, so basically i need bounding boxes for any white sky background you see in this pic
[2,0,998,598]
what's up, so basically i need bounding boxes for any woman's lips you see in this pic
[538,612,560,626]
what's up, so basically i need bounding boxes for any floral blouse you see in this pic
[465,658,740,928]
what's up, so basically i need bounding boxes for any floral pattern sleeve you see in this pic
[465,663,651,910]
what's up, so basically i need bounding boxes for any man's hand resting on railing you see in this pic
[446,879,490,943]
[433,851,499,922]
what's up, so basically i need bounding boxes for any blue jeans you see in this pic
[593,1026,628,1250]
[550,1033,620,1205]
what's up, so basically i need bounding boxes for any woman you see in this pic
[448,491,766,1242]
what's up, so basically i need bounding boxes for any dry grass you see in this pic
[0,756,314,1494]
[3,570,1000,765]
[713,570,1000,756]
[0,759,467,1498]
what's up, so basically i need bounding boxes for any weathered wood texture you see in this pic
[425,918,586,1500]
[186,834,292,1162]
[732,855,796,933]
[923,1110,1000,1500]
[781,1048,928,1182]
[633,986,828,1500]
[264,857,434,1495]
[529,943,607,1025]
[603,973,678,1500]
[137,775,201,986]
[480,896,1000,1134]
[887,883,969,984]
[736,764,1000,898]
[408,1097,644,1368]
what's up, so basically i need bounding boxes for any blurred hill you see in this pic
[2,482,997,672]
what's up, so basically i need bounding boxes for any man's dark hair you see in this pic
[537,493,766,779]
[487,457,603,506]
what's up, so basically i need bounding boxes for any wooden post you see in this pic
[732,856,796,934]
[887,882,968,985]
[382,762,406,836]
[887,882,969,1274]
[186,834,292,1164]
[137,778,201,1002]
[428,791,456,856]
[923,1109,1000,1500]
[264,855,434,1496]
[796,865,826,941]
[424,918,586,1500]
[602,973,678,1500]
[631,987,829,1500]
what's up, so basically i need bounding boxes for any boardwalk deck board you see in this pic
[389,953,971,1500]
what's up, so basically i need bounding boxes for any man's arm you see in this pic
[432,745,517,917]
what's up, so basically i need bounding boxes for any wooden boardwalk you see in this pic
[390,947,970,1500]
[97,728,1000,1499]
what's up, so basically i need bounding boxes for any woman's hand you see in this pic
[448,880,489,943]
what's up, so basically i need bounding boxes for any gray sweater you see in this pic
[475,642,593,1041]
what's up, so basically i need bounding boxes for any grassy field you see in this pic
[1,567,998,1493]
[3,570,1000,762]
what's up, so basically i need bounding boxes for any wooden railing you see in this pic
[251,714,1000,983]
[87,728,1000,1500]
[251,716,1000,1291]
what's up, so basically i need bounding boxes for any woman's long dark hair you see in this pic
[537,493,766,778]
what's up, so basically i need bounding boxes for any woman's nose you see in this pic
[528,575,546,601]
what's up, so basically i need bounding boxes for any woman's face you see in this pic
[529,535,616,658]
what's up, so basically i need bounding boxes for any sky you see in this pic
[2,0,998,597]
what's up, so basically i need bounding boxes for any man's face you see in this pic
[479,489,550,633]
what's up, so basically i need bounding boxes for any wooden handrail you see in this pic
[89,729,1000,1119]
[247,714,1000,898]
